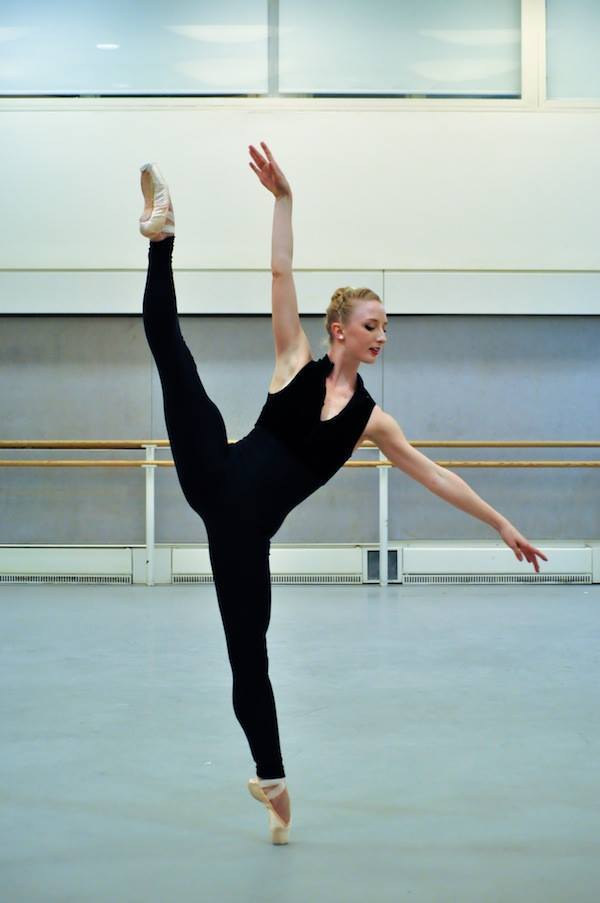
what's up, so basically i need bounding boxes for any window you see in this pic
[546,0,600,99]
[278,0,521,97]
[0,0,268,96]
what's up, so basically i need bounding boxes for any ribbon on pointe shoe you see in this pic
[257,777,287,801]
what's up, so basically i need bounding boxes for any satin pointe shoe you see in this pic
[248,777,292,845]
[139,162,175,239]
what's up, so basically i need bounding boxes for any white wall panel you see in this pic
[1,109,599,276]
[383,271,600,314]
[0,270,383,315]
[1,269,598,315]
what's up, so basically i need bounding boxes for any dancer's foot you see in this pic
[248,777,292,844]
[139,162,175,241]
[261,782,291,826]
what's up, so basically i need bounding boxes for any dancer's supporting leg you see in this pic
[142,236,229,512]
[207,525,288,784]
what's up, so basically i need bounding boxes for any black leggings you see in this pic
[142,236,285,779]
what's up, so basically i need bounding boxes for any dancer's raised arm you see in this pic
[249,142,310,363]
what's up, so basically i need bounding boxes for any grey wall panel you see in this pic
[384,316,600,541]
[1,314,598,545]
[0,317,150,544]
[0,467,146,545]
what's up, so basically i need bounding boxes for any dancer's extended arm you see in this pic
[249,142,310,361]
[367,407,548,573]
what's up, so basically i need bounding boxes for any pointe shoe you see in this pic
[248,777,291,845]
[139,162,175,239]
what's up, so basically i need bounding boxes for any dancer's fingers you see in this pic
[248,147,264,167]
[261,143,285,178]
[249,144,266,167]
[524,543,548,562]
[261,141,274,161]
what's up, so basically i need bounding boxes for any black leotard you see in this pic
[257,354,375,487]
[231,353,376,538]
[142,236,375,779]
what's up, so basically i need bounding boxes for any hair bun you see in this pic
[330,286,352,308]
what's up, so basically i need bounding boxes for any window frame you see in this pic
[0,0,598,112]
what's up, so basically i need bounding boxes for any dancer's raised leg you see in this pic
[140,165,229,513]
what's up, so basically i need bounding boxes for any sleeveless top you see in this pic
[254,353,377,487]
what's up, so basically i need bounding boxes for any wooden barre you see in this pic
[1,460,599,468]
[1,440,600,450]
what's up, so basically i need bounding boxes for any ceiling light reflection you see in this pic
[166,25,269,44]
[0,27,32,42]
[410,58,519,82]
[420,29,520,47]
[175,56,265,86]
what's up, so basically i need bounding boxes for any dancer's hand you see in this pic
[498,521,548,573]
[248,142,291,199]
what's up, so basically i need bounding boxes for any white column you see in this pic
[521,0,545,109]
[142,444,156,587]
[379,451,389,586]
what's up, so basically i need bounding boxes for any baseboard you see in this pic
[0,541,596,585]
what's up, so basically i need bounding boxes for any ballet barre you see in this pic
[1,440,600,587]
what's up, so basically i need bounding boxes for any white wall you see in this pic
[1,103,599,543]
[1,104,600,312]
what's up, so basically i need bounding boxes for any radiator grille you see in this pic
[173,574,214,585]
[0,574,131,585]
[173,573,362,585]
[403,573,589,585]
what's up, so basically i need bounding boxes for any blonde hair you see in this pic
[322,286,382,348]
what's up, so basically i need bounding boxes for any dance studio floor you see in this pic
[2,581,599,902]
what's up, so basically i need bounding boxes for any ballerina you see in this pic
[138,145,548,844]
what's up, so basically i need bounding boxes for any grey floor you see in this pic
[1,582,599,903]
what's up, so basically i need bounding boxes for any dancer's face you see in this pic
[333,300,388,363]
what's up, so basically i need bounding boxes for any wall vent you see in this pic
[403,573,590,585]
[367,549,400,581]
[0,574,131,585]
